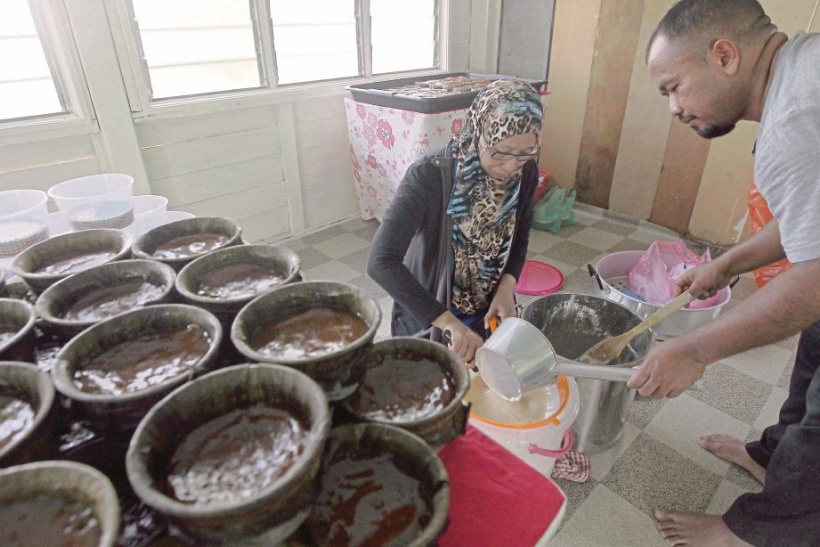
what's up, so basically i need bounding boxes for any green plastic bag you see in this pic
[533,186,576,233]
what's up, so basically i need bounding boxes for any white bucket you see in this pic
[465,374,579,476]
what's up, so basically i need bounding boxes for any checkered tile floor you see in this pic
[278,204,797,546]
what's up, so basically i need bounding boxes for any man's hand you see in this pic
[627,336,708,398]
[675,258,733,300]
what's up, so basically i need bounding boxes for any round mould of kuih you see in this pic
[0,362,56,467]
[302,423,450,547]
[50,304,222,432]
[175,243,301,315]
[231,281,382,402]
[132,216,243,272]
[10,229,133,294]
[0,299,37,362]
[35,259,177,337]
[342,337,471,447]
[126,363,331,546]
[0,460,120,547]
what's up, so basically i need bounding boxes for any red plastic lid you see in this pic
[515,259,564,295]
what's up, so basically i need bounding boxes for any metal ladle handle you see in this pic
[552,359,701,391]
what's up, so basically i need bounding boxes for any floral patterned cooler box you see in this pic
[344,97,467,221]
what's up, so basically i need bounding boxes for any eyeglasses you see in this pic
[483,145,539,163]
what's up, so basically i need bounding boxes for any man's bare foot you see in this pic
[698,434,766,484]
[655,510,752,546]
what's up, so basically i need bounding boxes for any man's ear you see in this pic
[711,38,741,76]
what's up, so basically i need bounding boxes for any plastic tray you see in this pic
[515,259,564,296]
[347,72,548,113]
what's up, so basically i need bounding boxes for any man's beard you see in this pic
[696,122,737,139]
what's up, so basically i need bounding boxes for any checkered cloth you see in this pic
[551,450,591,482]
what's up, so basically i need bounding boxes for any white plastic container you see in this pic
[164,210,194,223]
[127,195,169,237]
[466,374,579,476]
[0,190,49,256]
[48,174,135,232]
[47,174,134,211]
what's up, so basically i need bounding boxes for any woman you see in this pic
[367,79,544,366]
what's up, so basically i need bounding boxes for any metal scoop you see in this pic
[475,317,642,401]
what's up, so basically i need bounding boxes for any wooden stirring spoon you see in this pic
[576,291,695,366]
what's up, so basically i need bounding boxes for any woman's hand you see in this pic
[485,274,518,328]
[432,311,484,367]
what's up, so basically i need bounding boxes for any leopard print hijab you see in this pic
[446,80,543,315]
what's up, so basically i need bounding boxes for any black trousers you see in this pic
[723,321,820,545]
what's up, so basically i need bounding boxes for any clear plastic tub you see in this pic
[0,190,49,256]
[164,210,194,223]
[128,195,169,236]
[49,174,134,233]
[48,174,134,210]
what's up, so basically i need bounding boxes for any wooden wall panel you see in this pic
[649,120,710,232]
[538,0,600,189]
[574,0,646,209]
[688,123,756,243]
[609,0,675,219]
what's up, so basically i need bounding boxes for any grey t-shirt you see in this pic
[755,31,820,263]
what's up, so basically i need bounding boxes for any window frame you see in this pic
[111,0,448,119]
[0,0,95,139]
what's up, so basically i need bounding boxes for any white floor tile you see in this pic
[311,232,372,260]
[551,485,666,547]
[705,480,752,515]
[643,394,751,476]
[568,226,626,252]
[753,386,788,431]
[629,226,679,245]
[588,423,641,481]
[302,260,361,283]
[572,208,603,226]
[720,344,794,386]
[340,218,374,232]
[527,229,564,253]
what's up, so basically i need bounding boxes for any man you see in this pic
[629,0,820,544]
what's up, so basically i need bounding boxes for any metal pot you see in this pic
[589,251,733,339]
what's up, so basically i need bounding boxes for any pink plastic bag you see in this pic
[628,240,720,309]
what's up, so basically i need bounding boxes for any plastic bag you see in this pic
[533,186,576,233]
[628,239,721,309]
[748,184,791,287]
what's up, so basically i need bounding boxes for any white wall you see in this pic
[0,0,475,242]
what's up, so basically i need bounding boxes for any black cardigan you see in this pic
[367,147,538,338]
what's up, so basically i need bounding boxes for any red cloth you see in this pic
[438,425,566,546]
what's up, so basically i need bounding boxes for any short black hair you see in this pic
[646,0,773,63]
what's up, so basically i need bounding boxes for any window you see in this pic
[269,0,358,85]
[130,0,264,99]
[0,0,67,122]
[124,0,440,101]
[370,0,437,74]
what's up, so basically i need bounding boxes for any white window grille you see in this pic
[370,0,437,75]
[124,0,440,101]
[129,0,265,100]
[0,0,67,122]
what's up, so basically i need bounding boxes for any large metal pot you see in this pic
[521,293,654,454]
[589,251,732,339]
